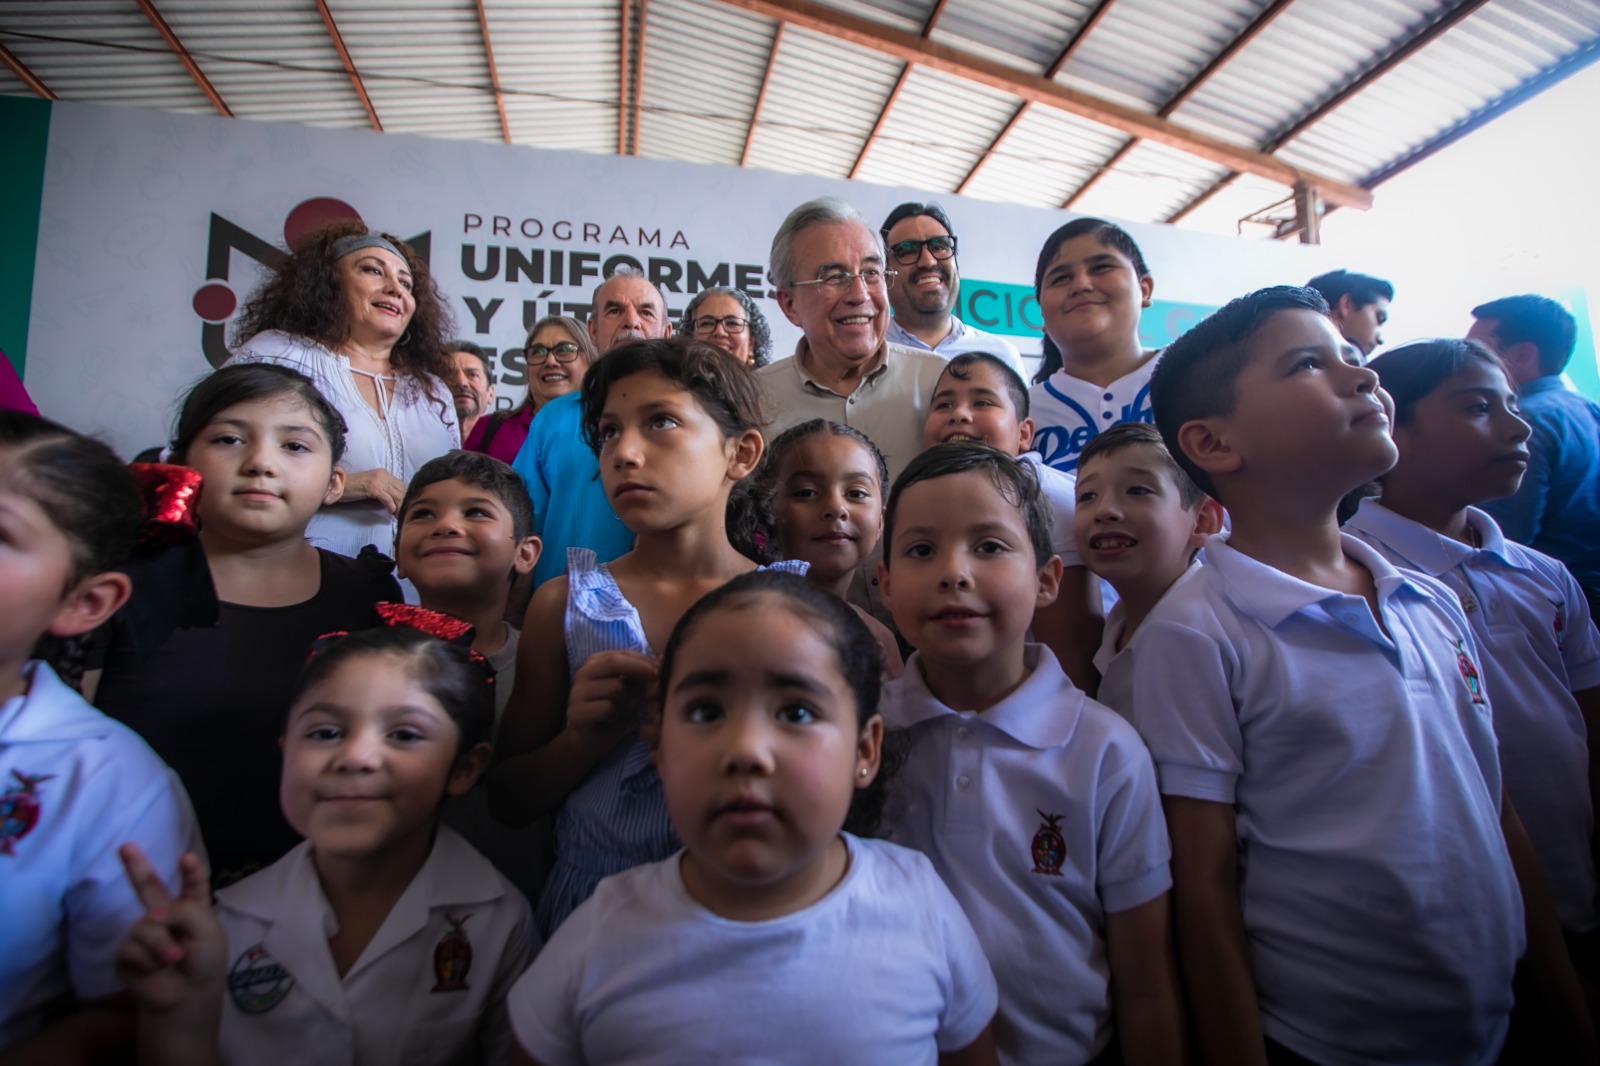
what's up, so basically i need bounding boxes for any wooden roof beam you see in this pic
[473,0,511,144]
[134,0,232,117]
[848,0,955,182]
[0,43,55,99]
[314,0,381,131]
[740,22,784,166]
[632,0,649,156]
[618,0,632,155]
[715,0,1371,210]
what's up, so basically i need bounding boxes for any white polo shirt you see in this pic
[213,826,535,1066]
[1019,451,1082,569]
[885,317,1026,379]
[507,834,996,1065]
[1347,499,1600,932]
[882,645,1170,1066]
[1027,353,1160,473]
[1,661,199,1048]
[1127,533,1523,1066]
[1093,563,1204,719]
[758,339,948,484]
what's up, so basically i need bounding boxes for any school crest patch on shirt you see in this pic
[432,913,473,992]
[228,944,294,1013]
[1551,599,1566,649]
[0,770,55,857]
[1031,810,1065,876]
[1454,639,1486,705]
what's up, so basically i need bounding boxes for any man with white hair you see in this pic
[758,197,946,484]
[511,266,670,587]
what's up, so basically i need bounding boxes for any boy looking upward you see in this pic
[1136,286,1592,1065]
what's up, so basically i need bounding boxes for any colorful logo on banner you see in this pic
[190,197,431,369]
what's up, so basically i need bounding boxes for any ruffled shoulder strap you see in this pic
[564,547,641,625]
[761,559,811,577]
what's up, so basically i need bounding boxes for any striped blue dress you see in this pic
[534,548,807,937]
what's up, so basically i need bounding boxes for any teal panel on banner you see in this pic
[0,95,51,377]
[1560,287,1599,402]
[954,277,1213,350]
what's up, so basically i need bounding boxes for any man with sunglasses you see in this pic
[760,196,947,486]
[880,202,1025,378]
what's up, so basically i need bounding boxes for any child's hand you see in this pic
[114,845,226,1015]
[567,650,659,756]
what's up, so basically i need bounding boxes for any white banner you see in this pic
[24,100,1332,456]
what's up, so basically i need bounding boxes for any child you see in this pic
[1071,423,1221,715]
[506,570,999,1064]
[489,337,805,937]
[90,364,401,886]
[1027,218,1158,474]
[877,443,1184,1066]
[1139,286,1593,1063]
[924,351,1105,691]
[0,411,198,1056]
[1347,338,1600,963]
[761,418,904,678]
[115,615,536,1065]
[396,450,546,902]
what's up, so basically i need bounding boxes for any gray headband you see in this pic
[332,232,404,262]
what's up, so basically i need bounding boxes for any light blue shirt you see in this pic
[885,317,1025,379]
[1126,533,1522,1066]
[509,392,634,588]
[1481,375,1600,618]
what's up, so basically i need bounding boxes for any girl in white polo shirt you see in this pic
[1349,338,1600,968]
[506,571,999,1065]
[115,612,536,1065]
[0,412,199,1057]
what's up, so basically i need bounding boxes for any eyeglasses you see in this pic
[691,315,748,335]
[790,268,897,294]
[525,342,583,364]
[888,236,957,265]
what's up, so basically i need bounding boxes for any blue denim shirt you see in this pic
[1481,375,1600,616]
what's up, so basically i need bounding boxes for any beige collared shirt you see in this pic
[758,338,948,484]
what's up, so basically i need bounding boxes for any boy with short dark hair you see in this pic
[922,352,1103,691]
[396,451,545,901]
[1304,269,1393,358]
[1072,422,1221,715]
[878,443,1185,1066]
[1136,285,1592,1065]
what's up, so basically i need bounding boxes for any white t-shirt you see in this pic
[213,826,535,1066]
[1,661,200,1047]
[1027,353,1160,474]
[1127,533,1523,1066]
[882,645,1170,1065]
[1347,499,1600,932]
[1019,451,1082,569]
[227,331,461,559]
[507,834,997,1065]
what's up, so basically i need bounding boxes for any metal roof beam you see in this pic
[740,22,784,166]
[473,0,511,144]
[313,0,381,131]
[0,43,55,99]
[715,0,1371,210]
[134,0,232,117]
[1063,0,1295,209]
[1167,0,1491,225]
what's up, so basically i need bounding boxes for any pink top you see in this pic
[464,404,537,465]
[0,352,39,416]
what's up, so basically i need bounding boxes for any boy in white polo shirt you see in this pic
[1349,337,1600,975]
[1138,285,1592,1065]
[878,442,1185,1066]
[921,351,1104,692]
[1071,422,1221,717]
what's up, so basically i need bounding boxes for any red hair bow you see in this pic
[311,602,495,688]
[129,463,202,549]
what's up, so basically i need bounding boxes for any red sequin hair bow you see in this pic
[128,463,203,550]
[312,602,495,688]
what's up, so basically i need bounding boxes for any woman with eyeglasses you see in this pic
[464,316,599,464]
[674,286,773,368]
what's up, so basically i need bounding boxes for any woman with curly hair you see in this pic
[674,286,773,368]
[225,219,459,559]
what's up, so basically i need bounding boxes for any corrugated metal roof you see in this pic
[155,0,371,127]
[3,0,214,113]
[636,0,773,165]
[4,0,1598,236]
[740,25,904,178]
